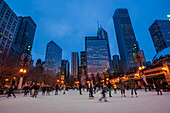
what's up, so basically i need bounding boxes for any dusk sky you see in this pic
[5,0,170,64]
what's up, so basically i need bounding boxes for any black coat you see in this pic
[107,82,112,88]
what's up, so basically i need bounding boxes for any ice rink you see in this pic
[0,89,170,113]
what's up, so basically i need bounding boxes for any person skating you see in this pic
[79,83,82,95]
[46,86,50,95]
[153,81,162,95]
[7,85,16,98]
[99,84,108,102]
[55,84,59,95]
[119,79,126,97]
[162,79,168,92]
[107,81,112,97]
[113,83,117,94]
[88,80,94,99]
[23,85,30,97]
[31,83,37,98]
[42,86,46,96]
[129,79,138,97]
[63,84,66,94]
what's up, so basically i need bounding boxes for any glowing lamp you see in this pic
[20,69,23,72]
[139,67,142,70]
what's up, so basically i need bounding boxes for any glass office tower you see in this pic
[149,20,170,53]
[71,52,79,80]
[44,41,62,75]
[113,9,138,73]
[85,36,111,78]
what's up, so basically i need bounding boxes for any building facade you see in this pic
[80,51,86,75]
[97,27,112,70]
[71,52,79,80]
[149,20,170,53]
[44,41,62,75]
[0,0,18,63]
[61,60,69,83]
[10,16,37,64]
[113,8,139,73]
[85,35,111,78]
[0,0,36,66]
[112,55,120,71]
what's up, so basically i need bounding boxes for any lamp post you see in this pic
[138,65,148,85]
[18,68,27,89]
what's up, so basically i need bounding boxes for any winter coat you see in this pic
[129,80,137,89]
[113,84,117,89]
[107,82,112,89]
[101,87,107,94]
[89,83,93,89]
[119,81,125,90]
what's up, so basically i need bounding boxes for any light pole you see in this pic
[138,65,148,85]
[18,68,27,89]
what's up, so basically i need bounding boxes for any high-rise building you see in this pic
[0,0,18,61]
[112,55,120,71]
[9,16,37,64]
[0,0,36,66]
[113,9,139,73]
[61,60,69,83]
[97,26,112,70]
[71,52,79,80]
[149,20,170,53]
[80,51,86,75]
[85,27,111,77]
[13,16,36,52]
[44,41,62,75]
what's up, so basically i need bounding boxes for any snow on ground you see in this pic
[0,89,170,113]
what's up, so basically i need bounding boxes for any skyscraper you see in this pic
[71,52,79,80]
[80,51,86,75]
[0,0,18,60]
[10,16,37,64]
[61,60,69,83]
[113,9,138,73]
[149,20,170,53]
[44,41,62,75]
[13,16,36,52]
[85,26,111,77]
[97,26,112,70]
[112,55,120,71]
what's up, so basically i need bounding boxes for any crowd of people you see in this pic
[2,78,169,102]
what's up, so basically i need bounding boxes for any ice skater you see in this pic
[107,81,112,97]
[153,80,162,95]
[88,80,94,99]
[129,79,138,97]
[99,84,108,102]
[79,83,82,95]
[55,84,59,95]
[7,85,16,98]
[119,79,126,97]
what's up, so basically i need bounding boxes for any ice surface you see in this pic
[0,90,170,113]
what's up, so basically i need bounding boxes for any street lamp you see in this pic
[20,68,27,73]
[18,68,27,89]
[138,65,148,85]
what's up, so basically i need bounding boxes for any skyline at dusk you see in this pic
[5,0,170,63]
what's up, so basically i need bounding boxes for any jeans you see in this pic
[131,88,137,95]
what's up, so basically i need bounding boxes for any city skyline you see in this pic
[5,0,170,64]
